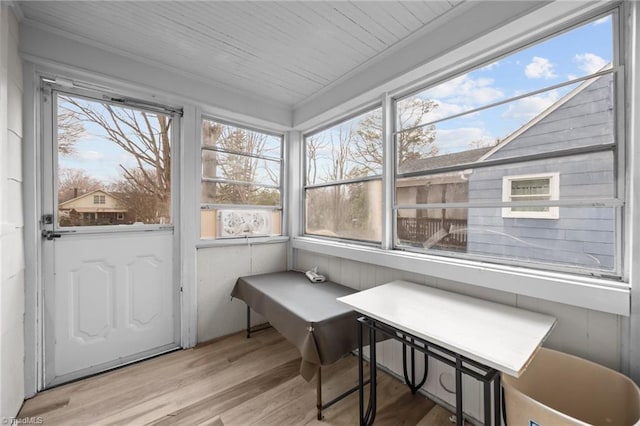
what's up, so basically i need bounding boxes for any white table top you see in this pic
[337,280,556,377]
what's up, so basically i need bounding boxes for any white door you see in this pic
[41,83,181,387]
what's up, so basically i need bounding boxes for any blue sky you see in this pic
[58,97,168,186]
[309,14,613,183]
[398,14,613,155]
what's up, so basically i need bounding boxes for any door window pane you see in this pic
[57,94,172,227]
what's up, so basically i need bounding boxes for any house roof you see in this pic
[479,66,612,161]
[399,146,493,174]
[58,189,125,212]
[400,67,612,175]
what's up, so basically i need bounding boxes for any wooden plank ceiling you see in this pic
[19,1,463,107]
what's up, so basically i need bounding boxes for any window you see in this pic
[393,13,620,275]
[304,108,383,243]
[502,173,559,219]
[200,118,283,239]
[56,92,174,227]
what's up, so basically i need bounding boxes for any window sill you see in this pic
[291,236,630,316]
[197,235,289,249]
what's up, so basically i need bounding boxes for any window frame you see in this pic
[390,9,622,278]
[302,105,384,245]
[199,115,285,240]
[292,3,631,314]
[501,173,560,219]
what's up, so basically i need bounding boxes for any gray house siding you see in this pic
[466,74,616,272]
[487,74,614,159]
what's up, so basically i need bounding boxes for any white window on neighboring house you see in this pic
[502,173,559,219]
[93,194,105,204]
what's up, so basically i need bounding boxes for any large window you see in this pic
[393,13,620,275]
[304,108,383,243]
[200,118,283,239]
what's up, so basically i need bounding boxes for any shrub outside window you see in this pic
[304,108,383,243]
[200,118,283,239]
[393,13,620,276]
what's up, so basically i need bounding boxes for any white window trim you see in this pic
[199,116,285,241]
[292,236,629,316]
[302,105,384,243]
[502,172,560,219]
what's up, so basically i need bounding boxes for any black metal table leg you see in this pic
[495,374,503,426]
[358,319,365,426]
[484,379,491,425]
[317,366,323,420]
[455,357,463,426]
[402,338,428,394]
[363,327,378,426]
[246,305,251,338]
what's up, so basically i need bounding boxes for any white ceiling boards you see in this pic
[18,1,464,107]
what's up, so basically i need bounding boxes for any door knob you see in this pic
[42,230,62,240]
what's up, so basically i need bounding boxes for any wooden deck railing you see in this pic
[397,217,467,249]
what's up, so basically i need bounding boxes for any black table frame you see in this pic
[357,315,502,426]
[245,305,370,420]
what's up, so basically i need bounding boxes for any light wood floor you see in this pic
[19,328,458,425]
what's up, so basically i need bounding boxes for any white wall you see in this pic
[294,249,622,421]
[196,242,287,343]
[0,4,25,418]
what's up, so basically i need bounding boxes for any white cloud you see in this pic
[525,57,557,79]
[593,16,611,26]
[502,91,561,121]
[435,127,495,154]
[480,60,501,71]
[421,101,465,123]
[574,53,608,74]
[423,74,504,108]
[77,150,104,161]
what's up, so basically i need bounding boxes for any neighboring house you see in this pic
[400,71,614,271]
[397,148,492,250]
[58,190,130,226]
[468,72,615,271]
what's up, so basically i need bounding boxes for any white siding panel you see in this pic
[6,131,21,182]
[587,309,621,370]
[250,243,287,275]
[0,5,24,418]
[516,295,590,360]
[7,29,21,89]
[5,179,22,228]
[196,242,287,343]
[7,80,21,137]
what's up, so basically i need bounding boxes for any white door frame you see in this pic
[22,62,198,396]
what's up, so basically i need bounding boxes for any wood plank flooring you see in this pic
[19,328,458,425]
